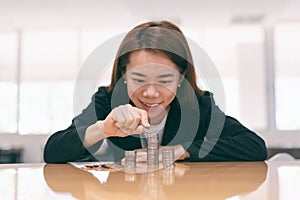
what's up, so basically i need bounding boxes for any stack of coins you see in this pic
[124,150,136,170]
[162,148,175,167]
[147,132,159,170]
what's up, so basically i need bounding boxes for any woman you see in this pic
[44,21,267,163]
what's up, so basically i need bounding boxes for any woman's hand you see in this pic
[99,104,150,137]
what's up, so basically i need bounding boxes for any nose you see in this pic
[142,84,159,98]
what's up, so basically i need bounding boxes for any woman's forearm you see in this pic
[83,121,106,148]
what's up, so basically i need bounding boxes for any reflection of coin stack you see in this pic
[124,171,136,182]
[147,132,159,170]
[147,171,160,200]
[162,166,175,185]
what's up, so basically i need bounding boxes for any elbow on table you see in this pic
[43,144,68,164]
[249,143,268,161]
[258,146,268,161]
[43,149,61,164]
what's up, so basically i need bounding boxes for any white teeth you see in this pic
[144,103,159,107]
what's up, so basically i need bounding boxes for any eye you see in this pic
[132,78,145,83]
[159,80,173,84]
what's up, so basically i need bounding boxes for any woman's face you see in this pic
[125,50,181,124]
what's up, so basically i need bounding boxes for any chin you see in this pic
[149,109,168,121]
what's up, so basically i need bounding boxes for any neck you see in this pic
[149,107,170,125]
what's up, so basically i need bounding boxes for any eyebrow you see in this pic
[158,74,174,78]
[130,72,174,78]
[130,72,146,77]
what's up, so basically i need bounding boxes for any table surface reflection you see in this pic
[1,161,300,200]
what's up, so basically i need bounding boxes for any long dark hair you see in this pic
[107,21,204,108]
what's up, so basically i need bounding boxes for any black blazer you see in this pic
[44,87,267,163]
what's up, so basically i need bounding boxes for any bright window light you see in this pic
[0,32,18,134]
[274,23,300,130]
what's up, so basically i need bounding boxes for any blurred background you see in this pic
[0,0,300,163]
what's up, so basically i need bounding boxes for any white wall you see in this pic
[0,134,50,163]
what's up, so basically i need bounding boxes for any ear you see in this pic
[122,73,127,81]
[179,72,186,84]
[177,73,185,88]
[122,75,127,84]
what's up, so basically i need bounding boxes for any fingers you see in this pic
[127,107,143,130]
[139,109,150,128]
[173,145,189,161]
[111,106,127,128]
[111,104,150,136]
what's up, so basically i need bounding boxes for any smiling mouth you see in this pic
[140,101,162,111]
[144,103,159,107]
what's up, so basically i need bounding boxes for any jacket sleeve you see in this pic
[43,87,111,163]
[182,94,267,162]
